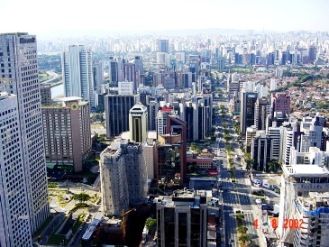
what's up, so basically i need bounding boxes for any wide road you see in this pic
[214,96,263,247]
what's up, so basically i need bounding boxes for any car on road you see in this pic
[255,198,262,204]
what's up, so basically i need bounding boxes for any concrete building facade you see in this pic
[42,97,92,172]
[0,32,49,232]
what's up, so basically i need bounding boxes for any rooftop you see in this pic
[285,164,329,176]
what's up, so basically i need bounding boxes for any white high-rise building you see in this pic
[278,147,329,246]
[62,45,95,108]
[0,92,32,246]
[300,116,323,152]
[0,33,49,233]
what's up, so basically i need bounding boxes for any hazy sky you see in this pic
[0,0,328,37]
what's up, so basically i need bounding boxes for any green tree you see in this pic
[72,193,90,203]
[145,217,157,231]
[237,226,248,234]
[238,234,252,244]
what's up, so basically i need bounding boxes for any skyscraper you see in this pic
[271,92,290,117]
[62,45,95,108]
[104,94,139,138]
[129,102,148,143]
[0,33,49,233]
[240,91,258,135]
[0,92,32,246]
[156,39,169,53]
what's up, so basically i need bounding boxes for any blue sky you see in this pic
[0,0,328,37]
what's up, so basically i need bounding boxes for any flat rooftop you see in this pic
[285,164,329,176]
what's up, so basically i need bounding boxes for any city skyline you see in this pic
[1,0,329,38]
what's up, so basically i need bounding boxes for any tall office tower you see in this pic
[104,94,139,138]
[245,126,257,153]
[182,96,212,142]
[156,189,214,247]
[0,92,32,246]
[156,133,185,185]
[278,147,329,246]
[100,139,147,215]
[156,39,169,53]
[299,116,323,152]
[308,45,317,63]
[134,56,143,88]
[279,122,300,166]
[267,126,281,161]
[166,115,187,183]
[134,56,143,74]
[156,105,175,136]
[129,102,148,143]
[109,56,118,83]
[40,83,52,105]
[93,61,104,93]
[62,45,95,107]
[254,97,271,130]
[240,91,258,135]
[0,33,49,232]
[271,92,290,117]
[251,131,270,171]
[148,100,159,131]
[182,72,192,89]
[42,97,92,172]
[123,63,136,90]
[143,138,156,181]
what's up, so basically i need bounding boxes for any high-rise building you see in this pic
[166,115,187,183]
[279,122,300,165]
[42,97,92,172]
[100,142,129,216]
[129,102,148,143]
[100,139,147,215]
[62,45,95,108]
[240,91,258,135]
[93,61,104,94]
[299,116,323,152]
[40,83,52,105]
[156,39,169,53]
[109,56,118,83]
[267,126,281,161]
[0,32,49,232]
[0,92,32,246]
[104,94,139,138]
[308,45,317,64]
[271,92,290,117]
[278,147,329,246]
[156,105,175,136]
[254,97,270,131]
[251,130,271,171]
[156,189,215,247]
[123,63,136,90]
